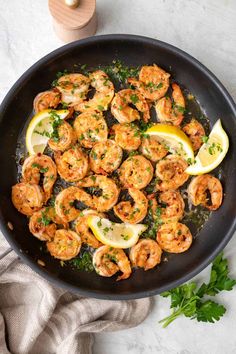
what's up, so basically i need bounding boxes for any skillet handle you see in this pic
[0,247,13,260]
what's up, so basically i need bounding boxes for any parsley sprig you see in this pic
[159,252,236,327]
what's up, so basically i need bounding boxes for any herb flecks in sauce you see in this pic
[102,60,139,85]
[69,252,94,272]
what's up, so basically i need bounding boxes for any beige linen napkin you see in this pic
[0,238,151,354]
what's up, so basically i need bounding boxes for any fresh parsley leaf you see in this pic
[197,252,236,297]
[195,300,226,323]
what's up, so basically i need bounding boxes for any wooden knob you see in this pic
[49,0,97,43]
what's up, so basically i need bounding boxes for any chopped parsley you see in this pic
[97,105,104,111]
[103,60,139,85]
[97,219,102,227]
[49,110,63,142]
[69,252,94,272]
[40,167,49,173]
[130,94,139,104]
[31,163,48,173]
[51,69,68,87]
[121,234,129,241]
[38,210,51,226]
[202,135,209,144]
[146,82,163,90]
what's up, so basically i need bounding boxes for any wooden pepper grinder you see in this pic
[48,0,97,43]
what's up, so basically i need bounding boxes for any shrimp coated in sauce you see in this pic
[74,70,114,112]
[12,183,44,216]
[129,239,162,270]
[29,207,68,241]
[111,89,150,123]
[47,229,82,260]
[113,188,148,224]
[77,175,120,212]
[140,135,168,162]
[119,155,154,190]
[33,89,61,113]
[48,121,77,152]
[128,65,170,101]
[188,174,223,211]
[156,222,192,253]
[74,209,104,248]
[89,139,123,175]
[155,83,185,126]
[93,245,132,281]
[22,154,57,203]
[155,155,189,191]
[54,146,89,182]
[74,111,108,148]
[56,73,90,106]
[149,190,185,223]
[55,186,86,222]
[112,123,141,151]
[183,118,205,151]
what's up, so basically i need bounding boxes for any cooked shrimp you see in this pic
[111,89,150,123]
[33,89,61,113]
[183,119,205,151]
[119,155,154,189]
[47,229,81,260]
[128,65,170,101]
[55,186,87,222]
[140,135,168,162]
[112,123,141,151]
[56,73,90,106]
[149,190,185,223]
[114,188,148,224]
[12,183,44,216]
[74,209,104,248]
[129,239,162,270]
[74,70,114,112]
[54,146,89,182]
[89,139,123,175]
[22,154,57,202]
[48,121,77,152]
[74,111,108,148]
[29,207,68,241]
[157,222,192,253]
[93,245,132,281]
[155,83,185,126]
[155,155,189,191]
[77,175,120,212]
[188,174,223,210]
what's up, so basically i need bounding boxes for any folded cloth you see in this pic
[0,237,151,354]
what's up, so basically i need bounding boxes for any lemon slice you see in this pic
[87,216,147,249]
[186,119,229,175]
[26,109,69,155]
[146,124,194,161]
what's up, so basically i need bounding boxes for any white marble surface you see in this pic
[0,0,236,353]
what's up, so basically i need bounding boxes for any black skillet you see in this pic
[0,35,236,300]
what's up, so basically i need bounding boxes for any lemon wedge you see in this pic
[186,119,229,175]
[26,109,69,155]
[146,124,194,161]
[87,216,147,249]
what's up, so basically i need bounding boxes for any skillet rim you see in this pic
[0,34,236,300]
